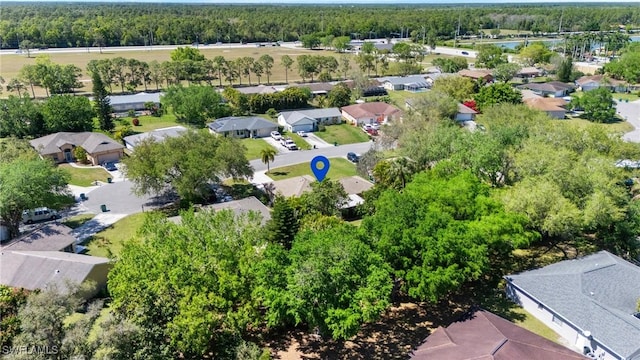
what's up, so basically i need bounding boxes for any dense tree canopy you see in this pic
[161,85,230,127]
[122,130,253,204]
[569,87,616,123]
[41,95,94,133]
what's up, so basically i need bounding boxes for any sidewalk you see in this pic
[70,212,128,244]
[251,170,274,185]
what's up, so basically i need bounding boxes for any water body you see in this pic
[479,35,640,50]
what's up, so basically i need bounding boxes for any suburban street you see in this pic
[617,99,640,143]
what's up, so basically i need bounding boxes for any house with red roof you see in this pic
[340,102,401,126]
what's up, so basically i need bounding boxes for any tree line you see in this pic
[2,3,640,49]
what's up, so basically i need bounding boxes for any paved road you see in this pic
[249,141,374,172]
[617,100,640,143]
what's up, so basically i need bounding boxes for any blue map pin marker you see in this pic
[310,155,330,182]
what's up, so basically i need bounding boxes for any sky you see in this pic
[5,0,640,3]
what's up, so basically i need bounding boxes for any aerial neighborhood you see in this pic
[2,2,640,359]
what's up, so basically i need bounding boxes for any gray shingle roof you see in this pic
[168,197,271,224]
[506,251,640,359]
[123,126,188,148]
[0,250,110,291]
[279,108,341,125]
[382,75,429,87]
[1,224,75,252]
[105,92,162,105]
[207,117,277,133]
[30,132,124,155]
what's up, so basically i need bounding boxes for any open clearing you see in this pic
[315,123,371,145]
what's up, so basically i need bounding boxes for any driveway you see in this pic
[304,133,333,148]
[617,99,640,143]
[263,137,288,153]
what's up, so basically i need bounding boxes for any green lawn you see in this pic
[284,132,312,150]
[62,214,95,229]
[387,90,431,110]
[241,138,276,160]
[116,113,182,133]
[84,212,148,258]
[60,163,112,187]
[315,123,370,145]
[512,307,562,344]
[562,117,634,134]
[268,157,357,181]
[614,93,640,102]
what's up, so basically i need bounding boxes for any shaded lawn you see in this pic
[315,123,370,145]
[62,214,95,229]
[59,163,111,187]
[84,212,148,258]
[268,157,357,181]
[241,138,277,160]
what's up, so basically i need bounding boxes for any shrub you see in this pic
[73,146,89,164]
[127,109,136,117]
[317,124,326,132]
[266,108,278,119]
[132,118,140,126]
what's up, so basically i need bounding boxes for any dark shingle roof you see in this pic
[506,251,640,359]
[123,126,188,148]
[207,116,277,132]
[1,224,75,252]
[411,309,587,360]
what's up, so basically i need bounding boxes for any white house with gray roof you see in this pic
[123,126,188,150]
[100,92,162,112]
[380,75,430,92]
[277,108,342,133]
[207,116,277,138]
[505,251,640,360]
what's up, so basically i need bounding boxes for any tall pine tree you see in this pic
[92,71,113,131]
[557,57,573,83]
[265,196,299,250]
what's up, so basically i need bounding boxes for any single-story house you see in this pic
[103,92,162,112]
[341,102,402,126]
[291,82,336,97]
[30,132,124,165]
[405,99,477,122]
[517,66,545,78]
[517,81,574,98]
[524,97,568,119]
[1,223,76,253]
[264,175,315,199]
[455,103,478,122]
[575,75,627,93]
[123,126,188,151]
[168,196,271,225]
[458,69,494,83]
[278,108,342,132]
[207,116,278,138]
[343,79,388,97]
[338,176,374,195]
[0,250,111,297]
[505,251,640,360]
[410,309,587,360]
[425,72,456,86]
[235,85,278,95]
[381,76,430,92]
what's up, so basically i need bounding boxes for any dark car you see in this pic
[347,152,360,163]
[103,162,117,171]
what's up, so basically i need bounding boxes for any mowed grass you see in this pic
[1,46,357,98]
[59,163,111,187]
[284,132,312,150]
[85,212,148,258]
[562,117,634,134]
[512,307,562,344]
[241,138,276,160]
[62,214,95,229]
[315,123,371,145]
[117,113,182,133]
[268,157,357,181]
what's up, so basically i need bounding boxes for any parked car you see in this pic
[347,152,360,163]
[296,130,307,137]
[283,139,298,150]
[270,131,282,141]
[362,124,373,132]
[102,162,117,171]
[370,123,380,130]
[22,207,59,224]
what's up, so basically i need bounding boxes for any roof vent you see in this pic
[634,312,640,320]
[55,269,60,274]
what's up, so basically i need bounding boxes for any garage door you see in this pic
[292,124,314,133]
[97,152,121,164]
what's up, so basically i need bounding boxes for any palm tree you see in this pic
[261,147,277,173]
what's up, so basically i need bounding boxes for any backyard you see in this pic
[268,157,357,181]
[59,163,111,187]
[314,123,370,145]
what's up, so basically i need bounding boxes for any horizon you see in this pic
[4,0,640,3]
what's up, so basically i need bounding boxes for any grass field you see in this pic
[315,123,371,145]
[116,113,182,133]
[241,138,276,160]
[85,212,148,258]
[59,163,111,187]
[268,157,357,181]
[563,117,634,134]
[1,46,357,98]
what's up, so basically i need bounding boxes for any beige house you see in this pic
[341,102,401,126]
[30,132,124,166]
[524,97,568,119]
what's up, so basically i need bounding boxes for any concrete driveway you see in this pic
[617,99,640,143]
[263,137,288,153]
[304,133,333,148]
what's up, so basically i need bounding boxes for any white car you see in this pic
[283,139,298,150]
[22,207,59,224]
[296,131,307,137]
[270,131,282,141]
[370,123,381,130]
